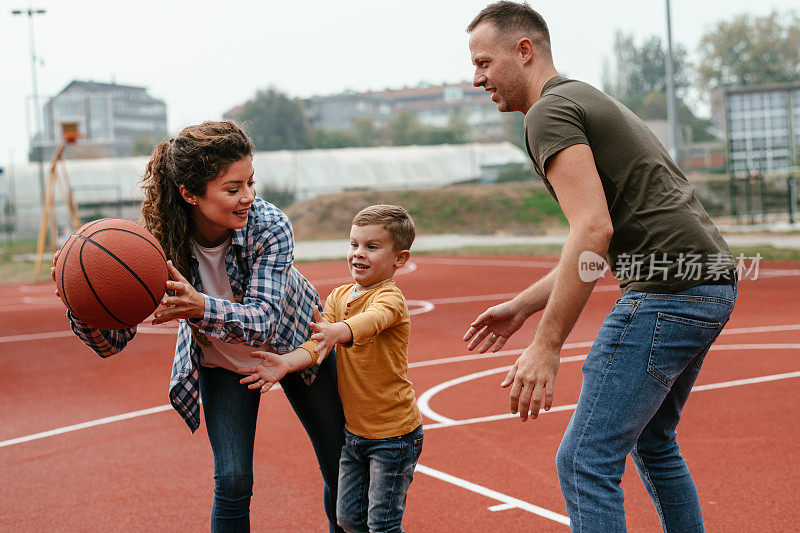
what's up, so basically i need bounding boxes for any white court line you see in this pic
[407,300,435,316]
[2,327,798,445]
[413,257,559,268]
[310,261,418,286]
[0,384,281,449]
[722,324,800,335]
[420,367,800,431]
[415,464,570,526]
[0,404,175,448]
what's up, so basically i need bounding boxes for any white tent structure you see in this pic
[1,142,528,237]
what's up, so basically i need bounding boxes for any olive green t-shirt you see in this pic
[524,76,734,293]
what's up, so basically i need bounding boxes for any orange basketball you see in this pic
[55,218,169,330]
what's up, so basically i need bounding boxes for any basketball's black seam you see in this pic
[73,233,162,308]
[59,219,107,317]
[78,237,135,328]
[84,226,167,263]
[59,233,86,319]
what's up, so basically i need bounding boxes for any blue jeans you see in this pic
[556,280,736,532]
[336,425,424,533]
[199,352,345,533]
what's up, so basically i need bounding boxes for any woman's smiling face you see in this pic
[185,157,255,247]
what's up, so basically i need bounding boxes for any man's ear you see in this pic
[395,250,411,269]
[179,185,197,206]
[517,37,534,63]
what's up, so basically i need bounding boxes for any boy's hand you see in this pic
[309,307,351,363]
[237,352,288,393]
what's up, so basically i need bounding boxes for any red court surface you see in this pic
[2,255,799,531]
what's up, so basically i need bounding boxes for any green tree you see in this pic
[696,11,800,89]
[386,110,471,146]
[130,132,159,156]
[387,111,420,146]
[312,128,358,149]
[239,88,312,151]
[351,115,382,147]
[603,31,713,142]
[604,31,690,99]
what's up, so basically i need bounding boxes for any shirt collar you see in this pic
[231,224,247,247]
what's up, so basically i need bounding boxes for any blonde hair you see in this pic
[352,204,416,251]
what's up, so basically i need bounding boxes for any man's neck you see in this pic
[524,67,561,113]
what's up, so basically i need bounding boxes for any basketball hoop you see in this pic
[61,121,81,145]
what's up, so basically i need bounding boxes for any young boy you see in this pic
[239,204,423,533]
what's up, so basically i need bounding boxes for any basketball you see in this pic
[55,218,169,330]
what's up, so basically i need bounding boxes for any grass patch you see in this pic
[0,238,41,284]
[416,243,564,257]
[286,182,568,240]
[729,245,800,261]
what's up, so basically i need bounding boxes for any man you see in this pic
[463,2,736,531]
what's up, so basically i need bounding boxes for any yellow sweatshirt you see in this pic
[300,280,422,439]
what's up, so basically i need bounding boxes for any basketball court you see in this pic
[2,254,799,530]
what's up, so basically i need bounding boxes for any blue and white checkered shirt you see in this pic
[68,198,321,432]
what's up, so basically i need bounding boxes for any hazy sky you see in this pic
[1,0,797,166]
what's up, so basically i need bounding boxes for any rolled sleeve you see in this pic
[67,310,136,357]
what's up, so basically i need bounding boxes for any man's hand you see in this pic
[501,344,560,421]
[238,351,290,393]
[153,261,205,325]
[309,308,351,363]
[463,300,528,353]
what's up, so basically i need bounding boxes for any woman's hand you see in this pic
[51,249,61,298]
[153,260,205,325]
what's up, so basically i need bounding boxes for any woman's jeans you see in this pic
[556,280,737,532]
[336,424,424,533]
[199,352,346,533]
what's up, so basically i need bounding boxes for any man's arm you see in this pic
[463,264,559,353]
[505,143,613,422]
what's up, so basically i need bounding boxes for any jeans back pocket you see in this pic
[648,312,723,387]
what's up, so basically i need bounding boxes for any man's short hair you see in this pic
[352,205,416,251]
[467,1,551,53]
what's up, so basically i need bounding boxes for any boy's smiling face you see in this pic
[348,224,408,291]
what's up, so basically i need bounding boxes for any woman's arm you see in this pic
[52,250,136,357]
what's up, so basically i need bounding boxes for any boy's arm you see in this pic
[237,348,313,393]
[341,288,405,345]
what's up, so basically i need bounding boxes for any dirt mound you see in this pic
[282,182,567,241]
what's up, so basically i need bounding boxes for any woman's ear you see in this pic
[179,185,197,206]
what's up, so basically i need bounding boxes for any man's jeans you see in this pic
[556,280,737,532]
[199,352,345,533]
[336,424,424,533]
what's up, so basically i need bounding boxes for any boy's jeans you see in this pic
[556,280,736,532]
[199,352,345,533]
[336,424,424,533]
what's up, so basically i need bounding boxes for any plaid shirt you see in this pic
[68,198,321,432]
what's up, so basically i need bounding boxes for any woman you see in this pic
[53,121,345,532]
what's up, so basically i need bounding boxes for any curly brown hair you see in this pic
[140,120,253,278]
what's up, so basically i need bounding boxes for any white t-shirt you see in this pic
[191,237,261,372]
